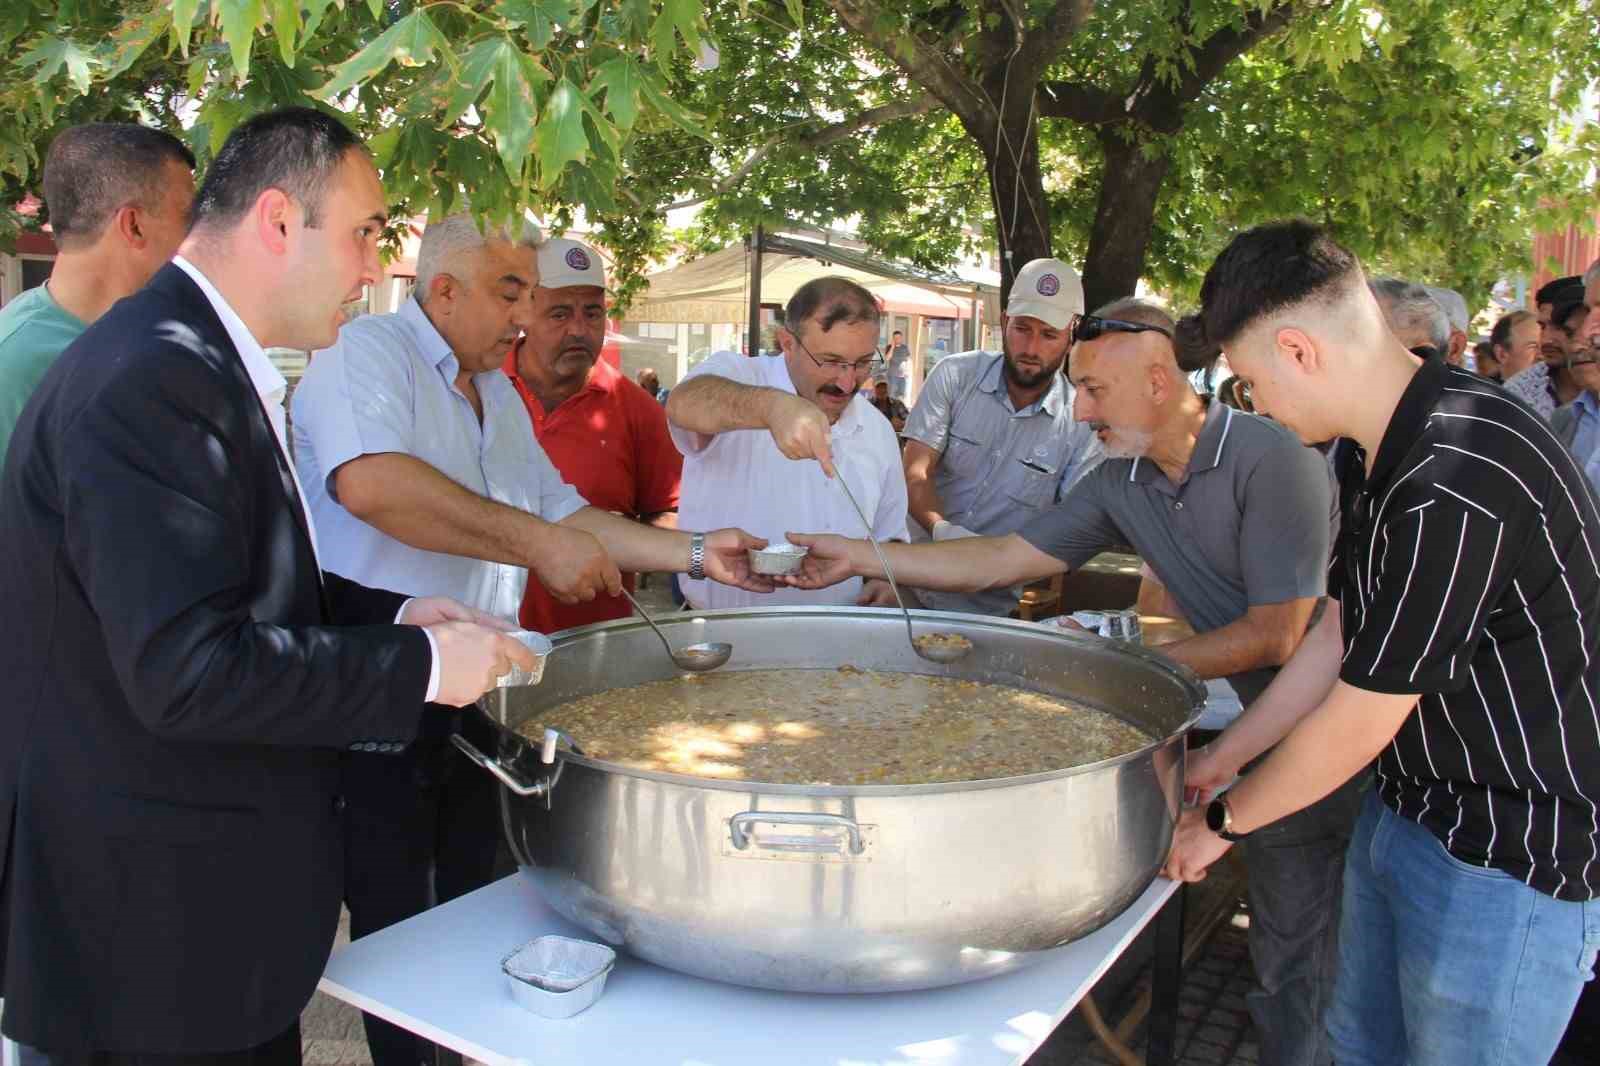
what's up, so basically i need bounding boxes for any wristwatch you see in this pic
[688,532,706,581]
[1205,796,1248,842]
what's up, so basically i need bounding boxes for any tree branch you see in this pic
[1132,0,1303,132]
[662,94,940,212]
[826,0,993,126]
[1039,0,1305,133]
[1036,80,1126,124]
[1014,0,1095,81]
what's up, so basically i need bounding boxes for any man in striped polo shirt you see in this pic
[1165,220,1600,1065]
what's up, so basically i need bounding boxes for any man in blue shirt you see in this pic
[1557,260,1600,495]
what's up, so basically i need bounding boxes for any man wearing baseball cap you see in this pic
[899,256,1102,615]
[503,238,685,634]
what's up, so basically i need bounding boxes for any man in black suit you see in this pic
[0,108,552,1066]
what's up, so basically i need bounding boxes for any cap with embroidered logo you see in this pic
[536,238,609,291]
[1006,258,1084,330]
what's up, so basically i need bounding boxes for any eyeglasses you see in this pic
[1068,314,1174,346]
[791,334,884,378]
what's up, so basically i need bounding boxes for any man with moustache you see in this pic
[0,107,533,1066]
[503,238,684,635]
[900,257,1100,615]
[291,216,767,1066]
[666,276,907,609]
[1505,297,1586,418]
[784,298,1353,1066]
[1554,261,1600,494]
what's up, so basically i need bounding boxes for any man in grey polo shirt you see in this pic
[787,299,1357,1066]
[901,257,1101,615]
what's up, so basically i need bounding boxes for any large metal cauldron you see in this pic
[456,607,1203,993]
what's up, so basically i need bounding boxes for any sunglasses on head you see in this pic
[1069,314,1174,345]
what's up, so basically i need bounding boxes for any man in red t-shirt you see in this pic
[504,238,683,633]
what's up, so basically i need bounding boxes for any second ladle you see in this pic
[621,588,732,672]
[833,476,973,665]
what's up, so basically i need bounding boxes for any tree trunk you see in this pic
[1081,128,1172,311]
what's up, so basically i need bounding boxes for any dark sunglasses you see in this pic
[1069,314,1174,345]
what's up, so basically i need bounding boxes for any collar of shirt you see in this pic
[398,296,455,372]
[1576,391,1600,421]
[502,341,616,424]
[170,254,320,565]
[401,295,513,406]
[976,351,1066,417]
[172,255,284,409]
[1128,397,1235,490]
[1367,357,1449,495]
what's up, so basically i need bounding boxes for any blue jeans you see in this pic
[1238,766,1365,1066]
[1328,790,1600,1065]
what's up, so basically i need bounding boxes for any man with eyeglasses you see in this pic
[899,258,1102,616]
[665,276,908,608]
[786,297,1350,1066]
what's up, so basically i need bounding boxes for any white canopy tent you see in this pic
[621,233,1001,398]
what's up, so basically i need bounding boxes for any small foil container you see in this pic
[496,629,554,688]
[501,935,616,1018]
[1062,609,1143,643]
[747,542,809,575]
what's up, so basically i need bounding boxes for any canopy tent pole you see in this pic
[746,224,764,356]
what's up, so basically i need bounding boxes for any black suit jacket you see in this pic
[0,263,434,1054]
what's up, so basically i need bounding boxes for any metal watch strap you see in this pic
[688,532,706,581]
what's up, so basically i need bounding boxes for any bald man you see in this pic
[786,298,1355,1066]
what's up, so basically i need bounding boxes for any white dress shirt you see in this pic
[172,256,439,698]
[291,297,586,621]
[670,351,910,608]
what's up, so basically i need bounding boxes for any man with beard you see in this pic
[1504,296,1587,419]
[900,258,1101,615]
[666,275,907,609]
[290,216,767,1066]
[784,298,1355,1066]
[503,239,684,634]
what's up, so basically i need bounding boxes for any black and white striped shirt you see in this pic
[1330,360,1600,901]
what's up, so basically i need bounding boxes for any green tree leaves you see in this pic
[0,0,709,259]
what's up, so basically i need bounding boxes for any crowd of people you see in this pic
[0,107,1596,1066]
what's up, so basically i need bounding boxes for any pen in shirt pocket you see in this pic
[1017,457,1054,474]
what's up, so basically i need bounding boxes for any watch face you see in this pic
[1205,798,1226,834]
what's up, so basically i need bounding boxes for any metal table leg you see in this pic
[1145,884,1187,1066]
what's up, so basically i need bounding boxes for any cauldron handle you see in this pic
[728,811,867,855]
[452,726,580,798]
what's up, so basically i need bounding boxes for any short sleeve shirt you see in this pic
[0,285,86,465]
[903,350,1103,616]
[1329,360,1600,901]
[1566,391,1600,496]
[503,349,683,634]
[1019,401,1335,704]
[290,298,586,618]
[1503,361,1559,420]
[669,351,909,609]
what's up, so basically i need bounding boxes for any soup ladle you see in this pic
[833,476,974,665]
[621,588,732,672]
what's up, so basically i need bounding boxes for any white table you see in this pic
[318,873,1185,1066]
